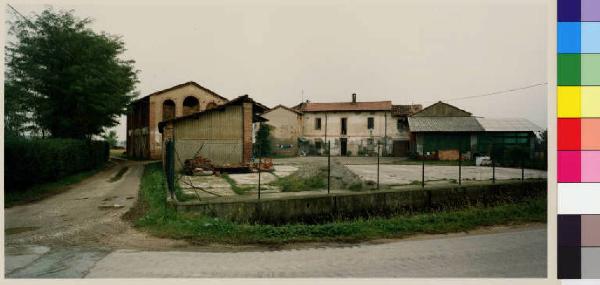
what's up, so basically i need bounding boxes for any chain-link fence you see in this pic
[164,139,547,203]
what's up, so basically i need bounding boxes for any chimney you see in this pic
[352,93,356,104]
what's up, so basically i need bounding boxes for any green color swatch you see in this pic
[558,54,581,86]
[582,54,600,85]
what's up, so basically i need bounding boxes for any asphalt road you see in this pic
[6,227,547,278]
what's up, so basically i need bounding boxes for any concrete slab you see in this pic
[346,165,547,185]
[179,175,236,198]
[273,165,298,177]
[4,245,51,274]
[229,172,278,185]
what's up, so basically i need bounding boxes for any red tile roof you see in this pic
[298,101,392,112]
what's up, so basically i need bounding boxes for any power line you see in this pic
[422,82,548,104]
[6,4,36,28]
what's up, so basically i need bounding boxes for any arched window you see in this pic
[162,100,176,121]
[183,96,200,115]
[205,102,218,110]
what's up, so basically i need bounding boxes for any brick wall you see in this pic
[242,102,253,164]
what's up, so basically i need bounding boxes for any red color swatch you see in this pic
[558,118,581,150]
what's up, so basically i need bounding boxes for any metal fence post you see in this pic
[421,154,425,188]
[166,139,175,199]
[521,157,525,183]
[258,143,262,200]
[492,159,496,184]
[458,149,462,185]
[377,143,380,190]
[327,141,331,194]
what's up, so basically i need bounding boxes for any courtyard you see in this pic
[176,156,547,202]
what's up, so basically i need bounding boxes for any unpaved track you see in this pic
[4,160,189,278]
[4,160,183,249]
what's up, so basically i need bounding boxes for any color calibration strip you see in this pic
[557,0,600,279]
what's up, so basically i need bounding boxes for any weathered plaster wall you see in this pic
[301,111,410,155]
[263,107,303,155]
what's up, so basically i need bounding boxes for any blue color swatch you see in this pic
[559,22,582,53]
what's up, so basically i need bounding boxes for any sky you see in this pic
[8,0,548,141]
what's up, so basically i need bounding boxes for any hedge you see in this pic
[4,137,109,192]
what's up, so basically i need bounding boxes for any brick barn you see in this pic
[126,81,228,159]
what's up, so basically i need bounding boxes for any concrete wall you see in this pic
[263,107,303,155]
[301,111,409,156]
[171,180,546,224]
[147,84,228,159]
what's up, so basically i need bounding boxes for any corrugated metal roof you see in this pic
[476,118,542,132]
[300,101,392,112]
[408,117,542,132]
[408,117,484,132]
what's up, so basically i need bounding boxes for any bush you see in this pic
[4,137,109,192]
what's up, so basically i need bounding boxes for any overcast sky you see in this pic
[8,0,548,141]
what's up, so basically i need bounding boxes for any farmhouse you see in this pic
[158,95,269,171]
[294,93,422,156]
[408,101,542,160]
[126,81,229,159]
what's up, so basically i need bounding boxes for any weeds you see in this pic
[134,162,547,245]
[272,174,325,192]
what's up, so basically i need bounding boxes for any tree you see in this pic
[5,8,138,139]
[254,123,272,157]
[102,130,118,148]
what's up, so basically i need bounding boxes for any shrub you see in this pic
[4,137,109,192]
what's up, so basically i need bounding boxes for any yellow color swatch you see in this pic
[558,86,581,118]
[582,86,600,117]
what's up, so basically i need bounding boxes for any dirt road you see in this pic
[4,160,186,250]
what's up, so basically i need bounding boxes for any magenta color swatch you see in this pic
[559,151,581,182]
[582,151,600,182]
[582,0,600,21]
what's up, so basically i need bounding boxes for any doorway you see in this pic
[340,138,348,156]
[392,140,409,157]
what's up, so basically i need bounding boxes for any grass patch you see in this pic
[109,166,129,182]
[221,173,254,195]
[272,174,325,192]
[133,162,546,245]
[4,165,106,208]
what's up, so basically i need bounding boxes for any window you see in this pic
[183,96,200,115]
[315,118,322,130]
[162,100,176,120]
[397,117,408,131]
[341,118,347,135]
[367,117,374,129]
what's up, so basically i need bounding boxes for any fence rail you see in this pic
[165,139,547,203]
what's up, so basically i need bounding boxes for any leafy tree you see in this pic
[102,130,118,148]
[5,8,138,139]
[254,123,272,157]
